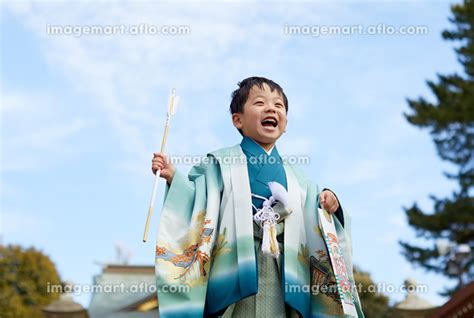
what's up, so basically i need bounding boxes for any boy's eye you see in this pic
[275,103,284,108]
[254,101,264,105]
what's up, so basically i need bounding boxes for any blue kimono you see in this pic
[155,138,364,318]
[217,137,347,317]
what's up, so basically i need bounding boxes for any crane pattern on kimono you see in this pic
[156,222,214,280]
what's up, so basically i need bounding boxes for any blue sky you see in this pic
[1,0,463,309]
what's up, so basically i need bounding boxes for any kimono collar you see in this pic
[240,136,281,162]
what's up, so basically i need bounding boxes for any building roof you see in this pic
[88,265,158,318]
[430,281,474,318]
[43,294,88,314]
[395,278,435,310]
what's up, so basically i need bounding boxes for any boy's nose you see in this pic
[263,104,277,112]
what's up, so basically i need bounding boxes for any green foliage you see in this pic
[353,266,390,318]
[401,0,474,296]
[0,245,61,318]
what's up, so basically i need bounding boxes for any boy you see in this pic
[152,77,364,317]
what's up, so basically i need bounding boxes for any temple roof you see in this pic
[394,278,435,310]
[88,265,157,318]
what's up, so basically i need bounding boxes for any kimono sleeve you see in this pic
[161,159,224,223]
[155,156,224,318]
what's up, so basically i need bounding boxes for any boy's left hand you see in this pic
[320,190,340,213]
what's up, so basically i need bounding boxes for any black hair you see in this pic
[229,76,288,114]
[229,76,289,135]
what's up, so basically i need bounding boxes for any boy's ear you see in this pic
[232,113,243,129]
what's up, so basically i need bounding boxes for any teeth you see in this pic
[261,117,278,128]
[262,118,277,123]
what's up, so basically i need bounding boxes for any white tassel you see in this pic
[261,223,272,255]
[269,223,279,257]
[254,203,280,258]
[252,181,289,258]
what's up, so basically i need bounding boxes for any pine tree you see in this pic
[400,0,474,296]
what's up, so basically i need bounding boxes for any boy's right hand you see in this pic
[152,153,176,184]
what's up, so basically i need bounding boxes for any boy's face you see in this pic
[232,83,288,151]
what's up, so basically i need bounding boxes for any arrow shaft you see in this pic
[143,89,177,242]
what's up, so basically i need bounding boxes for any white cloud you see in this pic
[8,119,85,149]
[1,89,90,171]
[3,1,320,174]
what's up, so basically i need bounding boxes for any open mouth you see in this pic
[261,116,278,128]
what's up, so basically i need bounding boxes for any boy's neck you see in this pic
[245,136,275,154]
